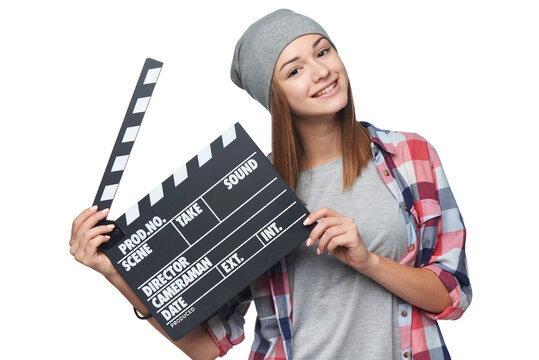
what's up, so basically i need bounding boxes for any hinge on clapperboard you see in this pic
[92,58,163,250]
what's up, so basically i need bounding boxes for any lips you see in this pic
[312,79,338,98]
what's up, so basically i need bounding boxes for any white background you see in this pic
[1,1,538,358]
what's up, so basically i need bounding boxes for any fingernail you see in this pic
[90,205,98,211]
[303,217,310,226]
[306,238,311,247]
[107,224,115,229]
[102,208,109,213]
[317,248,320,255]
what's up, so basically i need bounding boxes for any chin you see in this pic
[318,97,348,115]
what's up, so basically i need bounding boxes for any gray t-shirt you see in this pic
[287,157,409,360]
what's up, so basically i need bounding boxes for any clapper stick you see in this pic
[92,58,163,245]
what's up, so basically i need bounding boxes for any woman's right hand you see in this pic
[69,206,220,359]
[69,206,117,278]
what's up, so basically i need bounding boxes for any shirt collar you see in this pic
[360,121,397,155]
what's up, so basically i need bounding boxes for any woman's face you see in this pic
[273,34,349,120]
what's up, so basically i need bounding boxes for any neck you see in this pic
[294,112,342,171]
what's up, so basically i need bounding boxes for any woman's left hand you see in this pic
[304,206,373,272]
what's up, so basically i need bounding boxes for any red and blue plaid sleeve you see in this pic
[419,141,472,320]
[202,286,252,356]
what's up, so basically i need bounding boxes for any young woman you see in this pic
[70,8,471,360]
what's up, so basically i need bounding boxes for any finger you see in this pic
[77,208,110,237]
[71,205,98,239]
[71,222,113,249]
[75,233,105,265]
[303,206,343,226]
[326,233,353,255]
[72,210,111,260]
[84,235,112,264]
[80,235,114,273]
[87,234,111,252]
[73,241,86,264]
[317,224,348,255]
[69,241,79,258]
[75,222,114,259]
[307,217,343,247]
[84,224,116,243]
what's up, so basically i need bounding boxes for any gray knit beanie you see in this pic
[230,9,336,111]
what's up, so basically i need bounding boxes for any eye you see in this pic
[288,68,300,78]
[318,48,330,57]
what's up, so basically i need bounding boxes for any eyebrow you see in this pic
[279,36,327,72]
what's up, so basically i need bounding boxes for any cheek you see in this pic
[333,58,348,81]
[283,84,308,108]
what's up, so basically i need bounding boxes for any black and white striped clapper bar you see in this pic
[92,58,314,340]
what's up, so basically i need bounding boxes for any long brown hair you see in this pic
[269,78,372,192]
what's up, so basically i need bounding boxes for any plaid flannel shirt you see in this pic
[202,122,471,360]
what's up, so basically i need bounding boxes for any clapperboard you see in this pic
[92,58,314,340]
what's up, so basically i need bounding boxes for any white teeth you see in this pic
[315,81,336,97]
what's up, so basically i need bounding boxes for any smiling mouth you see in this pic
[313,79,338,97]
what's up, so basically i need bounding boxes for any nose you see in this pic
[311,60,330,82]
